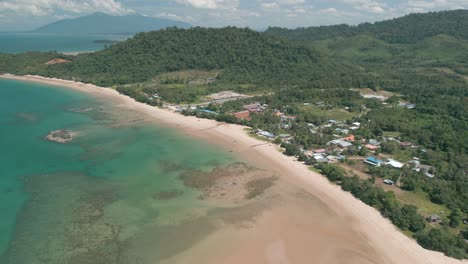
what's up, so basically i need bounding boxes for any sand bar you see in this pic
[1,74,465,264]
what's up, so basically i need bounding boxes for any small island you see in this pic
[44,129,74,143]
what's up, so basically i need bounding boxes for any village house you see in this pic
[327,155,346,163]
[243,102,263,113]
[335,128,349,135]
[385,159,404,169]
[233,110,251,120]
[426,214,442,223]
[412,164,435,178]
[365,144,380,151]
[330,139,353,148]
[399,142,412,148]
[313,148,326,154]
[365,156,383,166]
[303,150,314,157]
[343,135,355,142]
[315,155,328,163]
[273,110,284,117]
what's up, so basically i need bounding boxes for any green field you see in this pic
[299,105,359,121]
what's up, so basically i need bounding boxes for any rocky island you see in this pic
[45,129,74,143]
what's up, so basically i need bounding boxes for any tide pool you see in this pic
[0,79,236,263]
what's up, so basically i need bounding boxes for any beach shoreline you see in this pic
[1,74,464,264]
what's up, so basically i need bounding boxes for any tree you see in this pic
[281,143,300,156]
[448,209,463,228]
[358,147,368,156]
[380,141,399,154]
[386,95,400,105]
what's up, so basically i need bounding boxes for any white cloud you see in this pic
[0,0,132,17]
[342,0,387,14]
[174,0,239,10]
[405,0,467,12]
[261,2,280,10]
[156,12,197,23]
[278,0,305,4]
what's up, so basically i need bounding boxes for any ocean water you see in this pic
[0,33,130,53]
[0,79,237,263]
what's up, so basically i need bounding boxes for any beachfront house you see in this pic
[365,157,383,166]
[257,130,275,139]
[233,110,251,120]
[315,157,328,163]
[200,109,218,115]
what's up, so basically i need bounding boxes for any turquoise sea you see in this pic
[0,33,130,53]
[0,79,237,263]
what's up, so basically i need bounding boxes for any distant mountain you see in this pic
[32,12,192,35]
[266,10,468,43]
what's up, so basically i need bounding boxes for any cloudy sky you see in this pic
[1,0,467,31]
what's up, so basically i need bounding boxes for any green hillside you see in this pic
[1,27,368,87]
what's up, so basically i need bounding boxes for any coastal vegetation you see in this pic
[0,9,467,259]
[317,163,467,259]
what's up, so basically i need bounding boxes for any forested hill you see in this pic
[30,27,368,87]
[33,12,192,35]
[266,10,468,43]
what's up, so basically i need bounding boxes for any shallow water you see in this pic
[0,33,129,53]
[0,79,239,263]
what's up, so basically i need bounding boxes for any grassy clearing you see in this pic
[397,190,451,220]
[151,70,220,84]
[299,105,358,121]
[392,149,414,162]
[383,131,401,138]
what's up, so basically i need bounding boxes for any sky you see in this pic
[0,0,467,31]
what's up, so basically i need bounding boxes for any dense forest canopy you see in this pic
[0,27,368,87]
[266,10,468,43]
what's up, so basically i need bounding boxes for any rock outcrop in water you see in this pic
[45,129,74,143]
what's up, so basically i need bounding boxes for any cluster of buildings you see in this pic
[409,158,435,178]
[365,157,404,169]
[233,102,267,121]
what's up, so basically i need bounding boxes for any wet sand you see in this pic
[1,74,465,264]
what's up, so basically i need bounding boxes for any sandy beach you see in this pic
[1,74,465,264]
